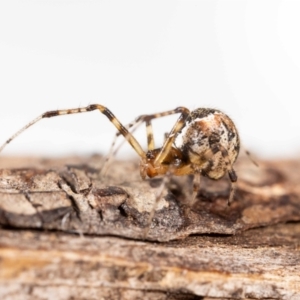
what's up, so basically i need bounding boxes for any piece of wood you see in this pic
[0,155,300,299]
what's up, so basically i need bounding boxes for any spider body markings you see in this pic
[176,108,239,180]
[0,104,240,236]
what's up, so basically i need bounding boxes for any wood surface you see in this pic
[0,155,299,299]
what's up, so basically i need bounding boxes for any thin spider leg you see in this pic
[228,169,237,206]
[201,145,238,206]
[136,108,185,152]
[0,114,43,153]
[184,170,201,217]
[123,108,188,152]
[101,109,171,176]
[191,172,201,206]
[135,108,183,124]
[101,116,155,176]
[219,146,238,205]
[112,118,144,155]
[145,120,155,150]
[163,132,169,142]
[100,118,144,176]
[0,104,146,159]
[245,150,259,167]
[154,107,190,164]
[115,115,146,137]
[103,112,160,165]
[125,107,190,151]
[104,107,192,167]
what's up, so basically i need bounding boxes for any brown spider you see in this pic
[0,104,240,208]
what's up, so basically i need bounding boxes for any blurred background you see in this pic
[0,0,299,159]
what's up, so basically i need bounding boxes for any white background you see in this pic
[0,0,300,159]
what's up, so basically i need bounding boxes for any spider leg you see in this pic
[163,132,169,142]
[191,172,201,206]
[200,145,238,206]
[219,146,238,206]
[228,168,237,206]
[245,150,259,167]
[0,104,146,159]
[145,119,155,150]
[110,116,145,155]
[180,172,200,218]
[154,107,190,164]
[136,107,191,153]
[101,112,157,176]
[102,107,192,175]
[121,108,189,152]
[104,108,182,164]
[100,117,144,176]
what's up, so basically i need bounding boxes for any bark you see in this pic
[0,155,299,299]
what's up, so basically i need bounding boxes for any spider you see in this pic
[0,104,240,208]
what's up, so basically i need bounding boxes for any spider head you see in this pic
[139,149,164,179]
[140,147,189,179]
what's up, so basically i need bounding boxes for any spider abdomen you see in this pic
[175,108,240,180]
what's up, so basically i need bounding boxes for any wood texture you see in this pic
[0,155,299,299]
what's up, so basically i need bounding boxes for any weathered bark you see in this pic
[0,155,299,299]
